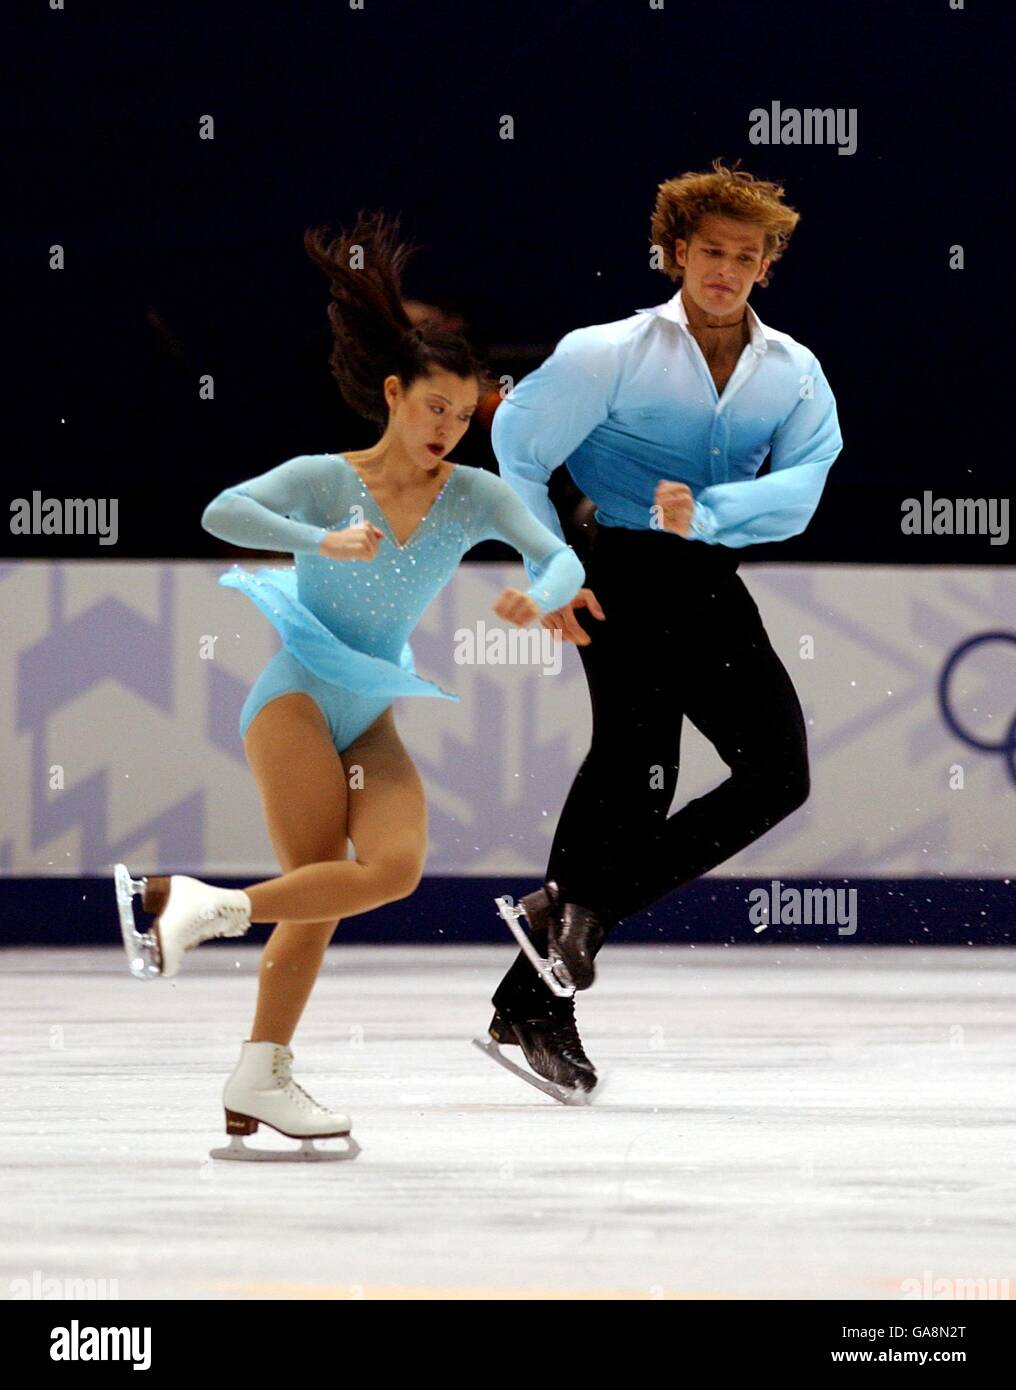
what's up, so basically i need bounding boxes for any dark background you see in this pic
[6,0,1011,564]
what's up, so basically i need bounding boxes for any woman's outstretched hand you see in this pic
[318,522,385,560]
[538,588,605,647]
[494,587,605,643]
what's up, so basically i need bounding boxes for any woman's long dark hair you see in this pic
[304,209,487,427]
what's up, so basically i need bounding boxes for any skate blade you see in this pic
[209,1133,361,1162]
[493,895,575,998]
[113,862,162,980]
[471,1036,592,1106]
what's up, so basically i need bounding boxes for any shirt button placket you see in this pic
[709,442,722,485]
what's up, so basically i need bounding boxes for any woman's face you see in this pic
[386,369,479,468]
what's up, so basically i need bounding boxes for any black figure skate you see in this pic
[474,999,597,1105]
[474,883,601,1104]
[547,891,615,991]
[494,880,615,991]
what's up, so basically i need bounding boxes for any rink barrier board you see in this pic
[1,559,1013,880]
[1,874,1012,946]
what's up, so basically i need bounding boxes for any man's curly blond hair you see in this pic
[650,157,801,288]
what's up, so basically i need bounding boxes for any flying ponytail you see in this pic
[304,209,486,427]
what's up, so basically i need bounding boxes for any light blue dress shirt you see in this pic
[491,286,843,583]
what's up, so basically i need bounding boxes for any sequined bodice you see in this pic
[296,457,469,664]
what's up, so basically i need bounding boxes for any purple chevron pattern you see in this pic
[1,561,1013,877]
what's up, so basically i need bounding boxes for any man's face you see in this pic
[673,214,770,318]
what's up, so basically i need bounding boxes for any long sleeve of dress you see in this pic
[491,328,619,584]
[201,456,330,554]
[469,468,585,613]
[690,357,843,546]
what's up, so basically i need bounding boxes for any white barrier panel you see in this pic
[1,560,1013,877]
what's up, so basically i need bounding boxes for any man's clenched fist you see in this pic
[654,480,694,537]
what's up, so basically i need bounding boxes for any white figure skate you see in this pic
[492,894,575,997]
[114,863,252,979]
[210,1041,360,1162]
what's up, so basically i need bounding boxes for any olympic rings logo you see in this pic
[937,631,1016,785]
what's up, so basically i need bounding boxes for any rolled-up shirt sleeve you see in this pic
[492,328,619,583]
[690,358,843,546]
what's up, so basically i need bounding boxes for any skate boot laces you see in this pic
[270,1047,332,1116]
[557,1001,584,1052]
[186,896,248,947]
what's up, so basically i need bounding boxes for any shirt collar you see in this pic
[636,286,775,354]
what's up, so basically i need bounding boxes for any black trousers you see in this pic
[492,523,810,1016]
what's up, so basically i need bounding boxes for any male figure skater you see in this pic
[484,159,843,1097]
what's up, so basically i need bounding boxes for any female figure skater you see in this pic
[114,211,585,1158]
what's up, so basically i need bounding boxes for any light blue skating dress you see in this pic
[201,453,585,752]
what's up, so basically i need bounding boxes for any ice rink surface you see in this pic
[2,944,1014,1300]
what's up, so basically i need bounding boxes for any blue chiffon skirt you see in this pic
[219,565,460,750]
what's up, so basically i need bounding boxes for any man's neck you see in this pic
[681,284,746,327]
[680,286,749,357]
